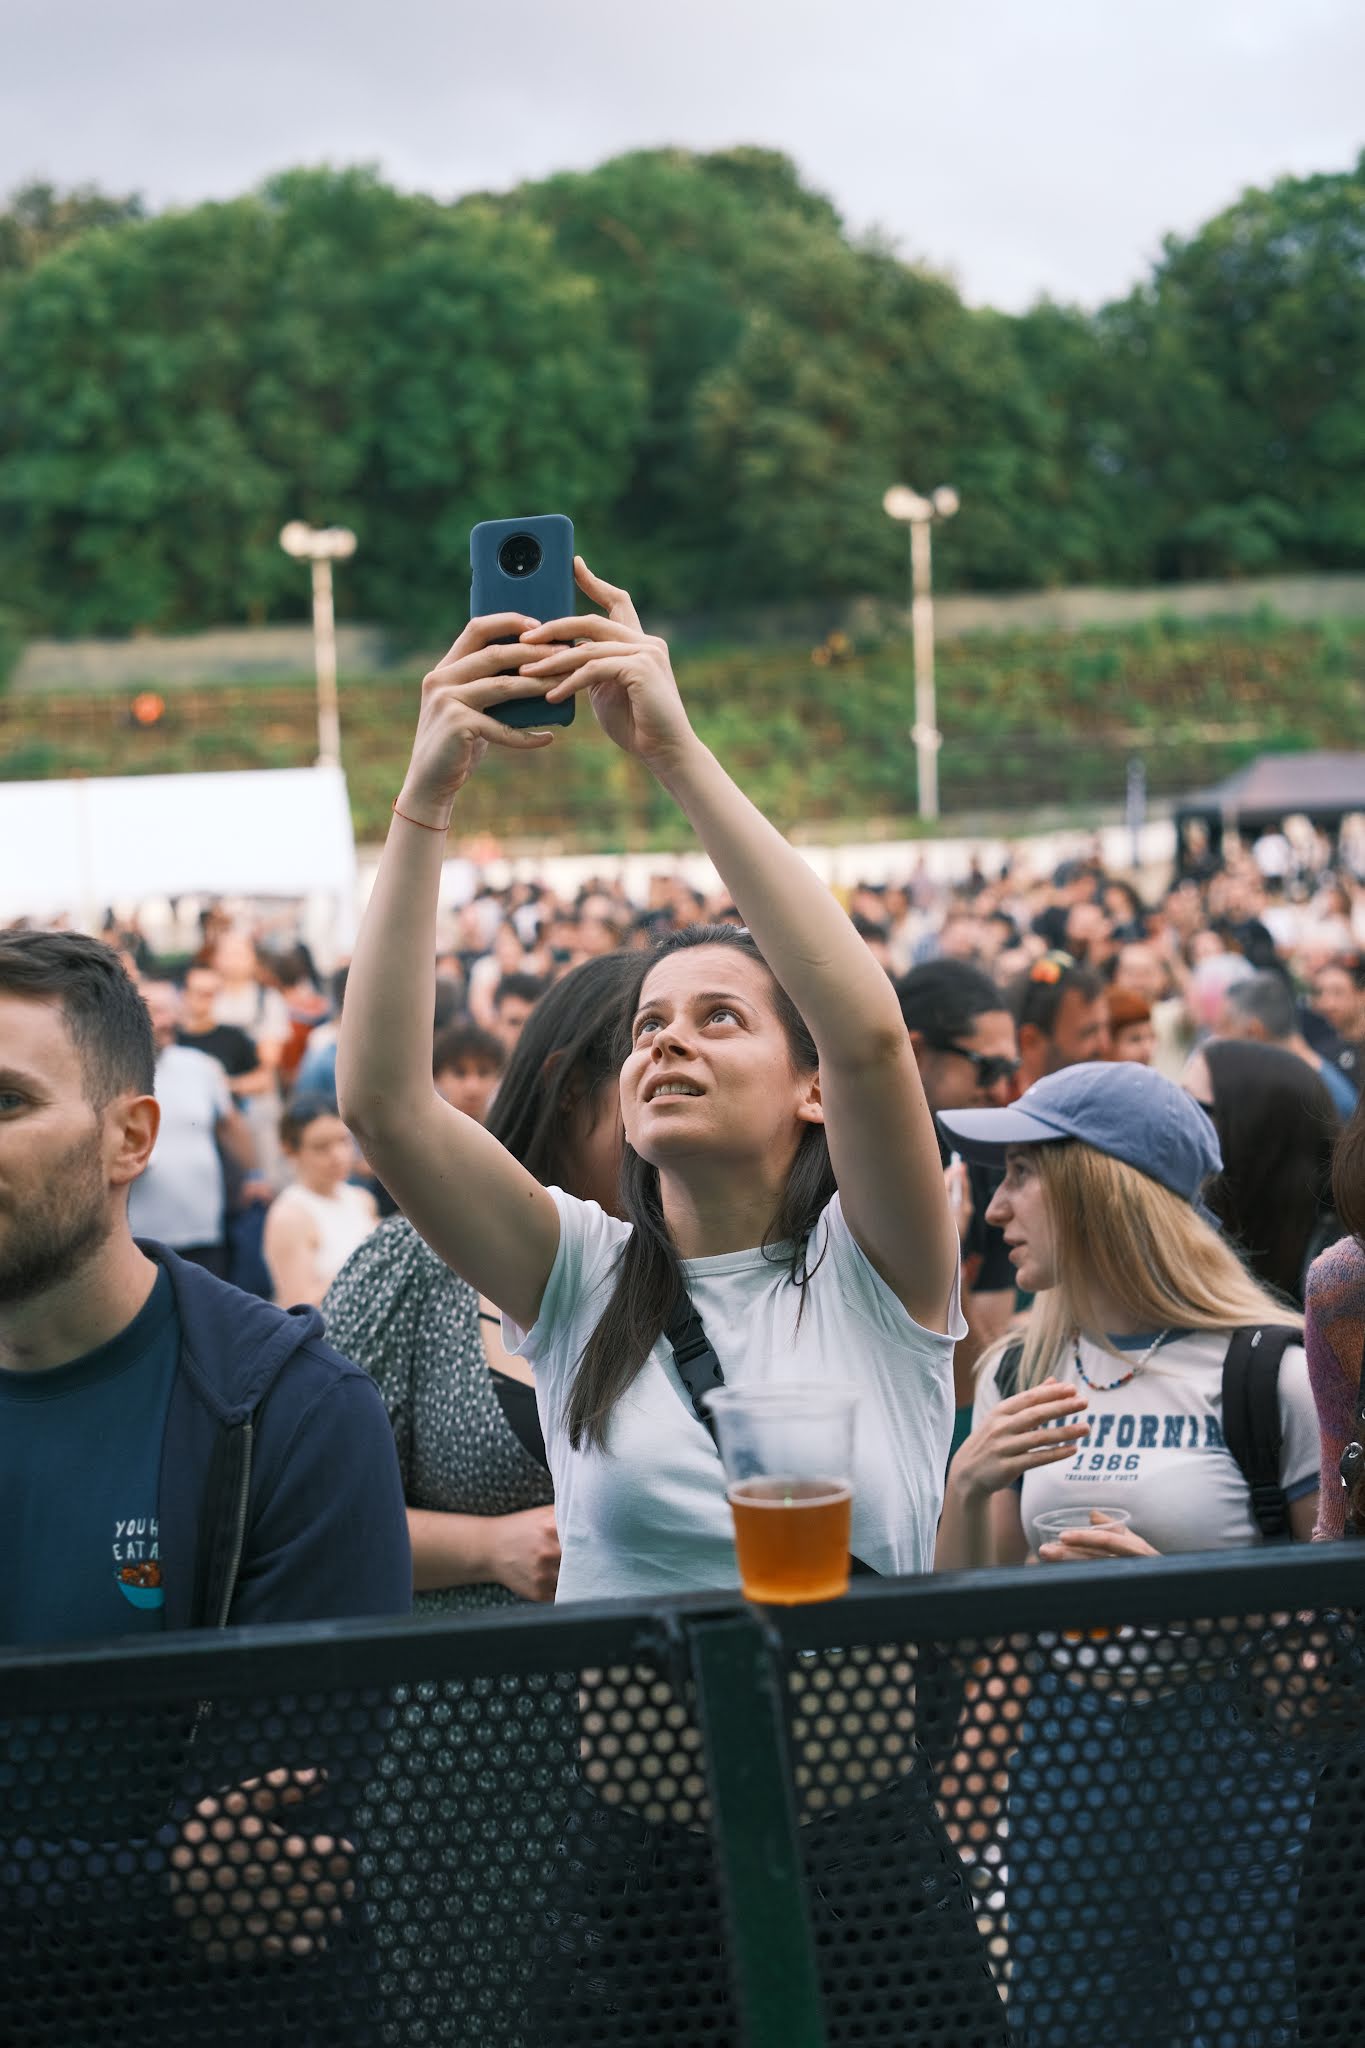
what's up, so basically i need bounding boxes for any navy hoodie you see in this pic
[144,1240,411,1631]
[142,1228,413,1630]
[1,1245,412,2036]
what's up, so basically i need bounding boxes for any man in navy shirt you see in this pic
[0,929,410,1640]
[0,928,410,2041]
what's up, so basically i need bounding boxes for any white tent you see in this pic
[0,766,358,949]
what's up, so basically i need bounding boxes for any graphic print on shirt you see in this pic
[1052,1405,1228,1488]
[113,1513,163,1609]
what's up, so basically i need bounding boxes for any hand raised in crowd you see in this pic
[398,613,566,828]
[486,1504,562,1603]
[517,558,695,772]
[168,1767,354,1964]
[1036,1508,1160,1563]
[950,1379,1090,1500]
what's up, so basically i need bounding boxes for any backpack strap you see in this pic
[1221,1325,1300,1542]
[663,1291,879,1578]
[995,1340,1025,1404]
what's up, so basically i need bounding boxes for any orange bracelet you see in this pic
[392,798,449,834]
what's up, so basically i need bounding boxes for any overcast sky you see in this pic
[6,0,1361,310]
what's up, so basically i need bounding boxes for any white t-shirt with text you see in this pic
[973,1329,1319,1555]
[507,1189,964,1604]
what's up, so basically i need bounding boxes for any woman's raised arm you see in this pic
[337,615,563,1331]
[519,560,958,1330]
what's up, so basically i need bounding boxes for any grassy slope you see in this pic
[3,614,1363,850]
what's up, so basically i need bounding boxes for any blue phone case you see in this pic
[469,514,576,728]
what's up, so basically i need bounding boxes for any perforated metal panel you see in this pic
[2,1550,1364,2047]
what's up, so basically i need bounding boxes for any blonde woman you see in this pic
[936,1061,1320,2048]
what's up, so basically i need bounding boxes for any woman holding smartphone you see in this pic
[337,559,1006,2046]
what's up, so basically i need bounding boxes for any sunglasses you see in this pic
[929,1041,1021,1089]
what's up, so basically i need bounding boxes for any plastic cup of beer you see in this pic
[702,1383,858,1604]
[1034,1506,1133,1641]
[1033,1505,1132,1540]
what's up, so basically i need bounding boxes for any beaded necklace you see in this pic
[1072,1329,1172,1393]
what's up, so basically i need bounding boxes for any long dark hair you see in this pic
[1333,1087,1365,1248]
[484,950,646,1189]
[566,925,836,1451]
[1202,1038,1340,1306]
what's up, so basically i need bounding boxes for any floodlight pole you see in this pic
[311,558,341,769]
[279,521,358,769]
[882,485,959,823]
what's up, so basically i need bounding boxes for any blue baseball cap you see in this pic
[937,1061,1223,1222]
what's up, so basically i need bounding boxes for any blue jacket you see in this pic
[144,1240,411,1631]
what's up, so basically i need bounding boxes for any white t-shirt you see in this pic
[973,1329,1320,1555]
[506,1188,964,1604]
[267,1183,377,1295]
[128,1045,230,1247]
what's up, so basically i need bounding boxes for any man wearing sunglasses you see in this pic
[895,963,1020,1455]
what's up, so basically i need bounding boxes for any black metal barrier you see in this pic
[4,1545,1364,2048]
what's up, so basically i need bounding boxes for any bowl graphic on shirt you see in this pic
[116,1560,165,1610]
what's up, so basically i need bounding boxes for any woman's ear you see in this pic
[795,1070,824,1126]
[538,1047,577,1116]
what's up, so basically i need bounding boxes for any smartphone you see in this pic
[470,514,576,728]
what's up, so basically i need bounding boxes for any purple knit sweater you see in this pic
[1305,1233,1365,1539]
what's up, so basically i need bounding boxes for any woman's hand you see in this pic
[949,1380,1090,1502]
[516,557,696,773]
[1037,1512,1160,1563]
[397,612,563,827]
[169,1769,353,1964]
[485,1505,561,1604]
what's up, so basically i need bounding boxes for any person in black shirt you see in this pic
[895,962,1020,1454]
[176,964,261,1085]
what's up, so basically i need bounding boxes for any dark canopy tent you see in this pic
[1173,751,1365,875]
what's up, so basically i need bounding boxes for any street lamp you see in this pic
[882,483,959,822]
[279,521,358,769]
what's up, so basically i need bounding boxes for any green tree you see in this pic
[513,147,1068,605]
[0,181,147,276]
[1102,152,1365,578]
[0,169,641,637]
[3,148,1363,639]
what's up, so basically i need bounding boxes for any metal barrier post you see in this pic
[690,1612,827,2048]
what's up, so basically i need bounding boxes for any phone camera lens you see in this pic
[498,533,543,578]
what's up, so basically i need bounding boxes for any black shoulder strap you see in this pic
[995,1340,1025,1404]
[664,1295,727,1443]
[1221,1325,1300,1542]
[664,1292,880,1578]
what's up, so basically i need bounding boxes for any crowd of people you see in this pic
[5,555,1365,2044]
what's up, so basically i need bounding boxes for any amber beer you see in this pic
[728,1475,854,1604]
[704,1382,858,1604]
